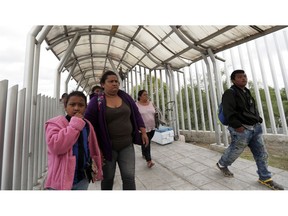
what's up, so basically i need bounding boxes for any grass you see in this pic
[192,142,288,171]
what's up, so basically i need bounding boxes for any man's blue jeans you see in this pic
[101,144,136,190]
[219,123,272,181]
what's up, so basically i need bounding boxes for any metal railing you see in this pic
[0,80,62,190]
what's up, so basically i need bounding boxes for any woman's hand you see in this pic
[141,133,149,147]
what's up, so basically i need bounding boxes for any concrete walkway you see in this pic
[88,141,288,190]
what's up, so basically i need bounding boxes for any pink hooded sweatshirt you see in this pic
[44,115,103,190]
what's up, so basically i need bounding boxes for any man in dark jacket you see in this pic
[216,69,284,190]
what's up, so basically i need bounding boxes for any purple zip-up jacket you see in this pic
[84,90,145,161]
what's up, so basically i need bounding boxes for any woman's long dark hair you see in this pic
[137,90,146,101]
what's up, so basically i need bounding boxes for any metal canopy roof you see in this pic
[44,25,287,93]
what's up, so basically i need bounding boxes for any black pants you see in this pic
[141,130,155,162]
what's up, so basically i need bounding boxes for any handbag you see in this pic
[155,112,160,129]
[153,103,163,129]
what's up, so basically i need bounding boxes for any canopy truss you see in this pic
[44,25,287,93]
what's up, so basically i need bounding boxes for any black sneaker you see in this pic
[258,179,284,190]
[216,163,234,177]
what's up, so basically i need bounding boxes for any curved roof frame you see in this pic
[43,25,287,93]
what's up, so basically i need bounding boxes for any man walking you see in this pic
[216,69,284,190]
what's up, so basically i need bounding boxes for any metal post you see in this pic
[201,61,213,131]
[274,32,288,100]
[264,36,287,135]
[160,70,165,119]
[183,68,191,131]
[12,88,26,190]
[188,65,198,131]
[155,70,160,108]
[177,72,185,130]
[166,64,179,140]
[0,80,8,189]
[195,62,206,131]
[201,53,221,145]
[246,42,267,134]
[22,26,43,190]
[255,39,277,134]
[1,85,18,190]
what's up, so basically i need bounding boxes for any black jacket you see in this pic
[222,85,263,128]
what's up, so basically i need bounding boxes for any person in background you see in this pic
[60,93,68,105]
[136,90,156,168]
[216,69,284,190]
[45,91,103,190]
[85,70,149,190]
[89,85,103,100]
[59,93,68,114]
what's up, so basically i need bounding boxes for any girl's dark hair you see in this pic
[137,90,146,101]
[65,91,87,107]
[100,70,118,84]
[230,69,245,80]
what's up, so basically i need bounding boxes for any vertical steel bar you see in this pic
[255,39,277,134]
[12,88,26,190]
[1,85,18,189]
[0,80,8,189]
[264,36,287,135]
[183,68,191,131]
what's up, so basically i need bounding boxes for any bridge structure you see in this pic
[0,25,288,191]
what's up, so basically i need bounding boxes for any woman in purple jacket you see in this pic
[45,91,103,190]
[85,71,149,190]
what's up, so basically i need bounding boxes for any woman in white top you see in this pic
[136,90,156,168]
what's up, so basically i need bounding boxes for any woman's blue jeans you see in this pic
[219,123,272,181]
[101,144,136,190]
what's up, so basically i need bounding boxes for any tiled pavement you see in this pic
[88,141,288,190]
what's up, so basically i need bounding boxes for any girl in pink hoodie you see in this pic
[45,91,103,190]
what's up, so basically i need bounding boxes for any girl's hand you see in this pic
[74,112,84,119]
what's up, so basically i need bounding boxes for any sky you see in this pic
[0,1,287,215]
[0,25,63,96]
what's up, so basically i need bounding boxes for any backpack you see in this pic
[218,88,235,125]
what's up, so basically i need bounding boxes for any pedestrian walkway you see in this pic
[88,141,288,190]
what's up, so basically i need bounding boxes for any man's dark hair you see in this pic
[65,91,87,107]
[230,69,245,80]
[100,70,118,84]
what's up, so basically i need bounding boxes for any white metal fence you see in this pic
[0,80,62,190]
